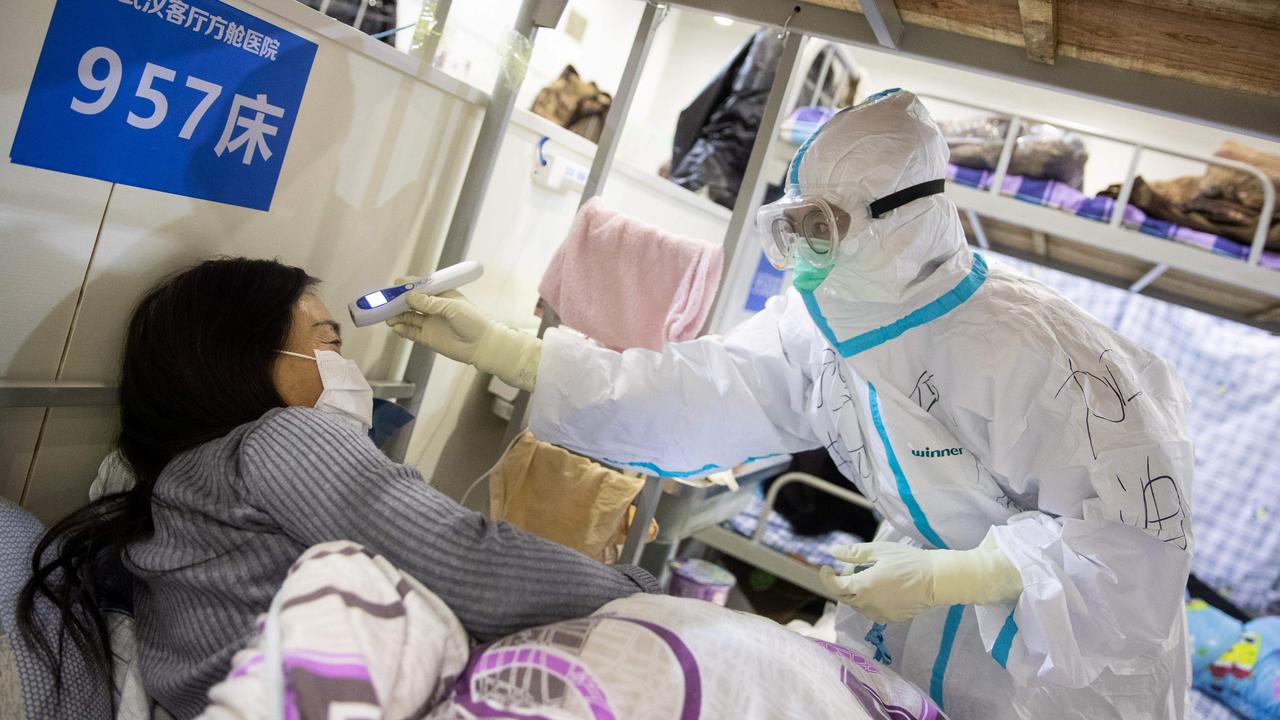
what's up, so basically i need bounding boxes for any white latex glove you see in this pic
[818,537,1022,623]
[388,290,541,392]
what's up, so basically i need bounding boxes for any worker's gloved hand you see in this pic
[818,537,1022,623]
[388,290,541,392]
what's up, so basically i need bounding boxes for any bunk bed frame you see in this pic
[914,91,1279,332]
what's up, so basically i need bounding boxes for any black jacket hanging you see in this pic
[670,30,783,209]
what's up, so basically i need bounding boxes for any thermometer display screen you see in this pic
[363,291,389,308]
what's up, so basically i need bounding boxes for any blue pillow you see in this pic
[1188,599,1280,718]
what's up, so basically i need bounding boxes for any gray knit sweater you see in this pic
[126,406,658,719]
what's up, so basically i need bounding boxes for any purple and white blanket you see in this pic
[947,164,1280,270]
[199,541,946,720]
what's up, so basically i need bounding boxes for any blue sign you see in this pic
[744,251,786,312]
[10,0,317,211]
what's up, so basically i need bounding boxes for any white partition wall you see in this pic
[2,0,484,523]
[0,0,117,510]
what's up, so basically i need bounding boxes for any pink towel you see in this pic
[538,198,724,351]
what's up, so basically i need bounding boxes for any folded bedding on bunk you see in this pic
[725,489,865,569]
[947,163,1280,269]
[939,115,1088,189]
[1098,141,1280,252]
[1100,175,1280,252]
[201,540,944,720]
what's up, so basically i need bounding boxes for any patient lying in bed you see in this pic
[199,541,944,720]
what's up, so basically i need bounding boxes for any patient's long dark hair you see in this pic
[17,257,317,690]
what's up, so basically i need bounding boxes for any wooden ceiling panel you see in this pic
[809,0,863,10]
[896,0,1025,46]
[1056,0,1280,96]
[1128,0,1280,31]
[1017,0,1058,63]
[798,0,1280,97]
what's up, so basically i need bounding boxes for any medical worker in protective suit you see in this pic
[390,90,1195,719]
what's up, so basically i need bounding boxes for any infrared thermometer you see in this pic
[348,261,484,327]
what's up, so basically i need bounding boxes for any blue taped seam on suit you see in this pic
[867,382,949,550]
[799,254,989,358]
[930,604,966,709]
[788,125,824,187]
[991,607,1019,668]
[603,454,780,479]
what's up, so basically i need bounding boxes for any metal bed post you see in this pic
[702,26,806,335]
[988,116,1022,198]
[1129,263,1169,294]
[578,2,664,567]
[352,0,369,33]
[1247,173,1276,268]
[857,0,903,49]
[1107,145,1169,292]
[627,23,807,577]
[1109,145,1144,229]
[811,48,832,106]
[579,1,667,203]
[387,0,567,463]
[964,208,991,250]
[415,0,454,65]
[499,0,666,449]
[491,2,666,567]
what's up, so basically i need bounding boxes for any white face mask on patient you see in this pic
[277,349,374,436]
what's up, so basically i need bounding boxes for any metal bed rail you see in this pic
[0,380,417,409]
[693,470,878,601]
[916,91,1276,269]
[751,471,875,545]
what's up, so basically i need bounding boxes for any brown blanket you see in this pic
[530,65,612,143]
[1100,141,1280,250]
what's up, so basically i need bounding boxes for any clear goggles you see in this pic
[755,195,854,271]
[756,179,947,270]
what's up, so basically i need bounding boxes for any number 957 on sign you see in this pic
[10,0,316,211]
[72,46,282,166]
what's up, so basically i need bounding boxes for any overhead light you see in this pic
[713,15,734,26]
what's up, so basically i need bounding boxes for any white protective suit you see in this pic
[527,90,1194,719]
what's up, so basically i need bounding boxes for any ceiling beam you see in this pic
[666,0,1280,143]
[860,0,904,49]
[1017,0,1057,64]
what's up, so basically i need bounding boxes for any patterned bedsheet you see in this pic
[947,164,1280,270]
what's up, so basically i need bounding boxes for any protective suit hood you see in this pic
[791,90,980,349]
